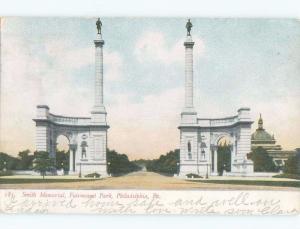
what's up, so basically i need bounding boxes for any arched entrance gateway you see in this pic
[33,19,109,176]
[178,20,254,177]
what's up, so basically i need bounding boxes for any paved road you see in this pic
[0,171,298,190]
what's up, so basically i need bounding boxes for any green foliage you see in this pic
[33,151,55,179]
[17,150,34,170]
[146,149,179,175]
[192,179,300,188]
[55,150,69,171]
[132,159,148,170]
[107,149,140,176]
[186,173,202,178]
[0,170,13,176]
[217,144,231,175]
[283,152,300,175]
[248,147,277,172]
[85,172,101,178]
[0,150,35,171]
[273,173,300,180]
[0,152,20,170]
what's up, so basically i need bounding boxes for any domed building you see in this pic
[251,114,297,167]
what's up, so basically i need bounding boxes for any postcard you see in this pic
[0,17,299,215]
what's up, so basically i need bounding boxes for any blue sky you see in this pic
[1,17,300,159]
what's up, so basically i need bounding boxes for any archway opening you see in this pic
[217,136,231,175]
[56,135,70,172]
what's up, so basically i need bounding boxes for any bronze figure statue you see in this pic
[186,19,192,36]
[96,18,102,34]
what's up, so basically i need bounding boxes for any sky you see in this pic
[0,17,300,160]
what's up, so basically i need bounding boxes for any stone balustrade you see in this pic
[48,114,91,126]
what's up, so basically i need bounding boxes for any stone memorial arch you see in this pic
[33,19,109,176]
[178,20,254,177]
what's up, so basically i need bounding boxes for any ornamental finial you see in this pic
[186,19,193,36]
[96,18,102,34]
[258,113,263,130]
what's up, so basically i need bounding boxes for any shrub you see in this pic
[283,153,300,175]
[273,173,300,180]
[248,147,277,172]
[0,170,13,176]
[186,173,202,178]
[85,172,101,178]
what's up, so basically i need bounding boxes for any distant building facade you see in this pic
[251,114,298,167]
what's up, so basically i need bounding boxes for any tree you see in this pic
[33,151,55,179]
[248,147,277,172]
[217,144,231,175]
[0,152,20,170]
[284,152,300,175]
[107,149,140,176]
[55,150,69,172]
[17,150,34,170]
[146,149,179,175]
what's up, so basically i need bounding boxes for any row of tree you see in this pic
[107,149,140,176]
[0,149,141,178]
[143,146,300,176]
[146,149,179,175]
[0,150,69,171]
[1,147,299,177]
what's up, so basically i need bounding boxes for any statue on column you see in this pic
[186,19,193,36]
[96,18,102,34]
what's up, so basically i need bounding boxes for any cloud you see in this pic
[107,87,184,160]
[134,31,204,65]
[0,32,124,155]
[1,19,299,160]
[44,38,124,81]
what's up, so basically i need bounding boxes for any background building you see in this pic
[251,114,298,167]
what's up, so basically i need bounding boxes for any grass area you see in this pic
[0,178,99,184]
[273,173,300,180]
[192,179,300,188]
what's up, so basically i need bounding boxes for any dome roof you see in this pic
[251,129,274,141]
[251,114,275,143]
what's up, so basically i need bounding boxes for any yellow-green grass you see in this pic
[191,179,300,188]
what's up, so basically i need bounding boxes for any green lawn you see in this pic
[192,179,300,188]
[273,173,300,180]
[0,178,99,184]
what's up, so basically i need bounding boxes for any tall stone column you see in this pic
[181,19,197,124]
[184,36,195,111]
[91,30,107,124]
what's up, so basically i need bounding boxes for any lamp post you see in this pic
[61,162,64,175]
[107,162,111,176]
[3,161,7,172]
[79,162,82,178]
[176,162,180,176]
[206,163,209,179]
